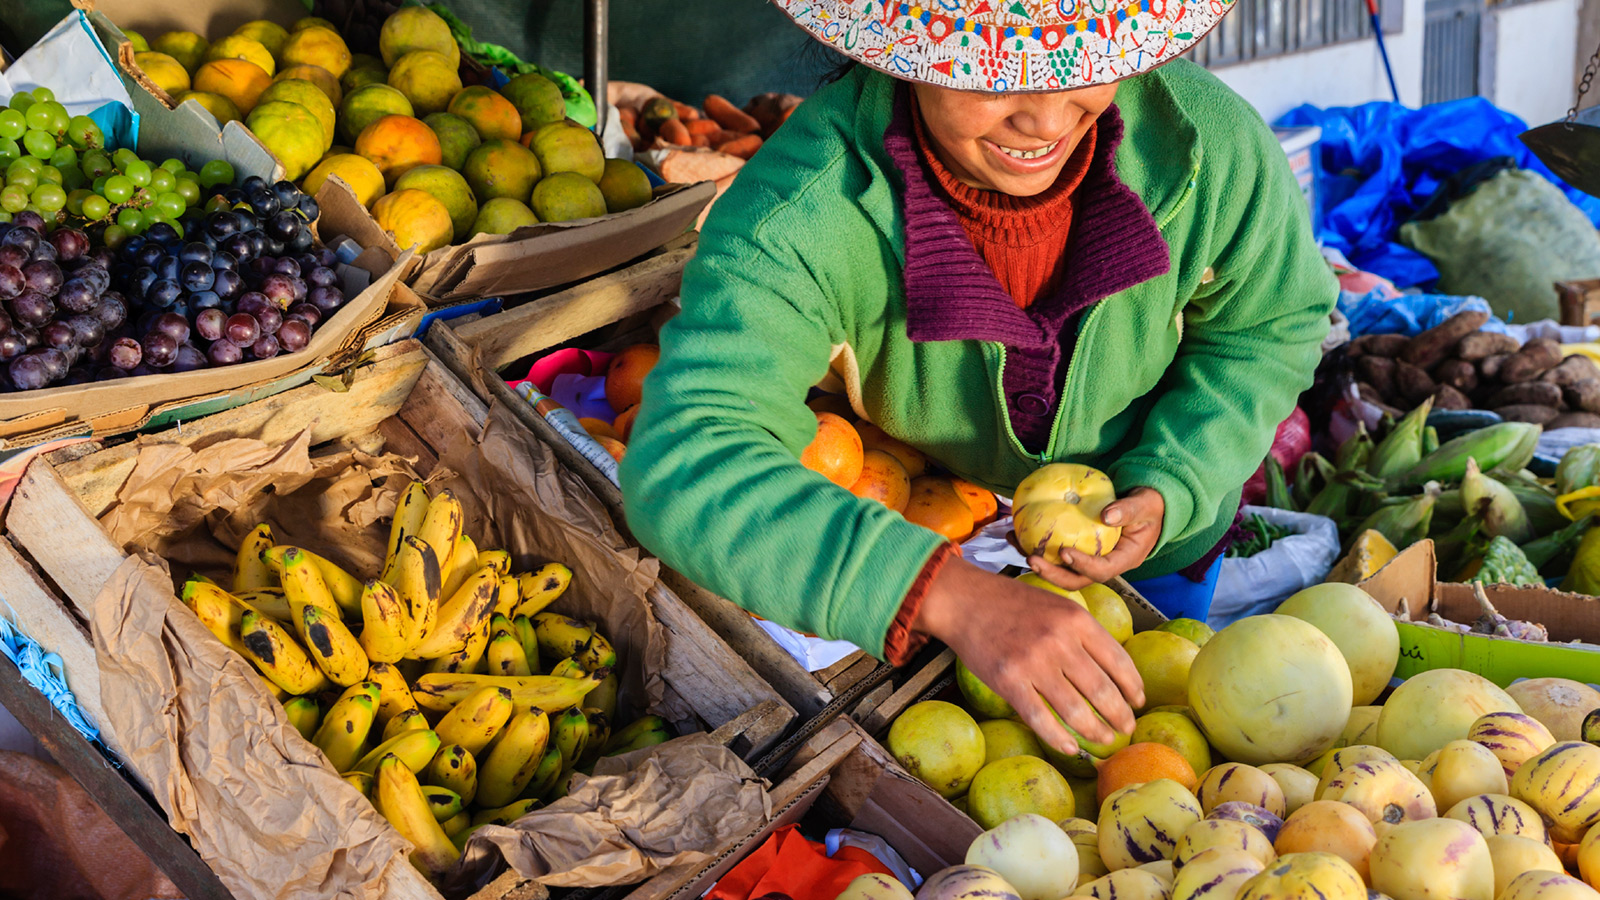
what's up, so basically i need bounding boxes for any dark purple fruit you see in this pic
[181,260,215,292]
[250,333,279,359]
[260,273,296,307]
[172,343,207,372]
[286,303,320,326]
[224,313,260,347]
[207,339,243,365]
[0,334,26,360]
[8,353,52,390]
[75,265,109,295]
[256,304,283,335]
[178,242,212,265]
[57,279,98,314]
[195,308,227,341]
[37,347,69,379]
[212,268,242,299]
[309,285,344,312]
[1,228,39,256]
[66,315,104,348]
[277,317,311,352]
[141,331,178,368]
[11,211,45,233]
[96,366,129,380]
[147,279,182,308]
[0,246,27,270]
[190,290,222,310]
[145,222,179,244]
[10,291,54,327]
[96,294,127,330]
[49,229,89,262]
[22,260,62,296]
[307,266,338,289]
[0,264,23,300]
[107,337,141,370]
[154,312,190,344]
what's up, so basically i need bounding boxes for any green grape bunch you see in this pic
[0,88,107,226]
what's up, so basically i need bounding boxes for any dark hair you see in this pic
[800,38,860,89]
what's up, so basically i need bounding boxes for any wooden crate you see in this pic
[1557,278,1600,327]
[0,339,795,899]
[427,236,889,719]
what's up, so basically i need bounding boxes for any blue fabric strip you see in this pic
[0,606,102,745]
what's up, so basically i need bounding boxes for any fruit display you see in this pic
[177,479,666,884]
[122,7,656,258]
[867,577,1600,899]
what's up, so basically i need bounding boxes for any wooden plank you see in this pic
[454,236,696,373]
[7,460,126,618]
[397,354,493,452]
[0,652,236,900]
[53,341,429,518]
[820,654,881,698]
[656,568,832,718]
[856,649,956,736]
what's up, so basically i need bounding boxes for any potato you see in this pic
[1357,356,1399,400]
[1348,333,1411,358]
[1550,413,1600,430]
[1480,354,1511,380]
[1457,331,1520,361]
[1432,384,1473,410]
[1487,382,1563,409]
[1433,359,1478,394]
[1565,379,1600,414]
[1543,355,1600,387]
[1496,405,1561,425]
[1396,361,1438,404]
[1501,339,1564,384]
[1402,311,1492,369]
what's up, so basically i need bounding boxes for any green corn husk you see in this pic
[1435,515,1488,577]
[1494,473,1567,536]
[1265,456,1296,511]
[1307,480,1354,520]
[1337,423,1374,473]
[1422,426,1440,456]
[1521,514,1595,571]
[1556,444,1600,495]
[1369,397,1434,479]
[1463,459,1534,544]
[1293,453,1335,510]
[1468,536,1544,587]
[1561,526,1600,594]
[1388,422,1543,491]
[1349,482,1439,552]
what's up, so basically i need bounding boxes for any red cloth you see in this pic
[911,99,1096,310]
[706,825,898,900]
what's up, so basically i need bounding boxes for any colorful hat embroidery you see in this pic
[772,0,1236,91]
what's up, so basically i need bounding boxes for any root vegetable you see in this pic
[1357,356,1398,399]
[1457,331,1521,361]
[1433,384,1473,410]
[1543,355,1600,387]
[658,118,692,146]
[1481,354,1511,380]
[1565,379,1600,414]
[1395,361,1438,405]
[1501,339,1564,384]
[1434,359,1479,394]
[1348,333,1411,358]
[1551,413,1600,429]
[714,134,763,160]
[1402,311,1492,369]
[1496,405,1561,425]
[1487,382,1563,409]
[703,94,762,133]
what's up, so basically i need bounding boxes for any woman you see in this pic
[619,0,1337,756]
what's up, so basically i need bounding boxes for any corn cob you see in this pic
[1265,456,1295,511]
[1557,443,1600,495]
[1337,422,1374,473]
[1368,397,1433,480]
[1292,453,1335,510]
[1494,473,1566,535]
[1387,422,1542,491]
[1521,514,1594,571]
[1463,459,1534,544]
[1422,425,1440,456]
[1349,482,1439,551]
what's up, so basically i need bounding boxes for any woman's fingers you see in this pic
[1036,674,1117,746]
[1027,555,1095,591]
[1063,645,1137,735]
[1010,686,1081,756]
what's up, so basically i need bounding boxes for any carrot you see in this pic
[713,134,764,160]
[672,101,700,121]
[617,107,637,128]
[686,118,722,137]
[659,147,746,184]
[704,94,762,134]
[692,135,713,147]
[658,118,693,146]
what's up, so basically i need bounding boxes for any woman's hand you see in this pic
[913,558,1144,755]
[1026,487,1166,591]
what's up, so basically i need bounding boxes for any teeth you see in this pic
[999,141,1059,160]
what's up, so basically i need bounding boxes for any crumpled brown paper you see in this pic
[448,734,773,892]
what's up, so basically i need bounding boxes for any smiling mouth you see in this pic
[996,141,1061,160]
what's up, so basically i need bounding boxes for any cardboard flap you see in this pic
[1360,539,1438,618]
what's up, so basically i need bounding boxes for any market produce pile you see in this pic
[121,7,653,257]
[877,578,1600,900]
[180,480,663,884]
[0,87,350,390]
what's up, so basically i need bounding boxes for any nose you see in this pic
[1007,96,1077,141]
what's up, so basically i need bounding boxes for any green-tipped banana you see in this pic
[520,745,564,801]
[471,798,541,828]
[579,708,610,767]
[513,615,539,674]
[375,754,460,880]
[383,708,430,741]
[440,811,472,839]
[451,823,487,851]
[1389,422,1542,490]
[1369,396,1434,479]
[341,770,373,797]
[1463,458,1534,543]
[605,715,672,756]
[514,563,571,618]
[573,632,617,671]
[548,657,586,680]
[352,728,441,775]
[411,669,607,714]
[263,546,364,617]
[424,743,478,806]
[587,671,618,722]
[313,682,380,773]
[420,785,464,822]
[282,696,322,741]
[476,710,551,809]
[552,707,590,769]
[531,613,594,662]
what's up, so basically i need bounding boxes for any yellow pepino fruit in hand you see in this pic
[1011,463,1121,564]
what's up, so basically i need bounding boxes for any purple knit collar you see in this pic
[883,86,1171,350]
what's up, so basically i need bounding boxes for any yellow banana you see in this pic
[234,524,276,592]
[475,710,551,809]
[408,567,499,660]
[265,682,291,702]
[520,745,564,801]
[341,770,373,797]
[313,682,380,772]
[489,614,514,639]
[471,798,540,828]
[574,632,617,671]
[552,707,590,770]
[434,686,514,756]
[415,489,464,573]
[239,610,331,695]
[548,658,586,680]
[512,615,539,673]
[301,605,371,686]
[391,536,442,651]
[420,785,464,822]
[607,715,672,755]
[358,580,410,664]
[191,572,219,585]
[477,550,511,578]
[375,753,460,880]
[383,708,429,741]
[440,811,471,839]
[382,481,431,585]
[282,696,322,741]
[353,728,442,775]
[264,546,363,617]
[366,661,419,724]
[412,669,608,715]
[278,547,341,626]
[588,671,619,723]
[532,612,595,662]
[492,574,520,619]
[515,563,571,618]
[424,743,478,806]
[426,646,481,676]
[235,587,293,623]
[441,533,479,602]
[579,708,610,768]
[487,632,533,677]
[181,579,251,656]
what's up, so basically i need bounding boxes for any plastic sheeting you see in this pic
[1336,288,1505,338]
[1279,98,1600,289]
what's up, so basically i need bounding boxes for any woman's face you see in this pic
[913,81,1118,197]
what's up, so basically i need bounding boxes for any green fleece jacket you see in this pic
[618,61,1336,659]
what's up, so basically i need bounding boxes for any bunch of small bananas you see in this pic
[178,480,672,882]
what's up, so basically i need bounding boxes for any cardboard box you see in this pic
[1360,539,1600,686]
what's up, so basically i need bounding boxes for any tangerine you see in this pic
[339,84,413,145]
[303,153,386,208]
[273,64,343,107]
[136,51,192,98]
[371,188,453,254]
[801,412,865,488]
[379,7,461,68]
[951,477,999,525]
[205,35,275,77]
[605,344,660,412]
[1097,742,1200,804]
[596,436,627,463]
[578,418,618,440]
[850,450,911,511]
[423,111,481,170]
[280,26,352,80]
[903,476,976,542]
[387,50,461,117]
[856,421,928,477]
[614,404,640,442]
[232,20,289,57]
[394,164,477,240]
[246,100,324,181]
[462,138,541,202]
[470,197,539,236]
[192,58,272,117]
[257,79,336,151]
[447,86,522,142]
[176,91,240,126]
[355,114,443,187]
[342,54,390,94]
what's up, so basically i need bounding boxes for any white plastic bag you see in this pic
[1211,507,1341,628]
[1,12,139,148]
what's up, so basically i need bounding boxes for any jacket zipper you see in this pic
[994,162,1202,463]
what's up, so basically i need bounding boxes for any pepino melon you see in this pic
[1376,669,1522,762]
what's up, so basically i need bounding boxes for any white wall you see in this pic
[1484,0,1579,126]
[1208,0,1427,121]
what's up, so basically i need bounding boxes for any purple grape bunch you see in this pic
[0,211,129,390]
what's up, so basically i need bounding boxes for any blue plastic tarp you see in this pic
[1278,98,1600,289]
[1336,289,1508,338]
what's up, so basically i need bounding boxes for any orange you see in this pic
[447,86,522,142]
[849,450,911,511]
[903,476,976,542]
[605,344,660,412]
[280,26,352,80]
[951,477,1000,526]
[801,412,865,488]
[614,405,640,442]
[596,436,627,463]
[371,189,453,254]
[807,393,855,420]
[355,114,443,187]
[192,58,272,116]
[1096,742,1200,804]
[579,418,618,440]
[856,421,928,477]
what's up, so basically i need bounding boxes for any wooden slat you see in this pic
[453,236,695,372]
[7,461,126,618]
[855,649,956,736]
[819,654,882,697]
[53,341,429,517]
